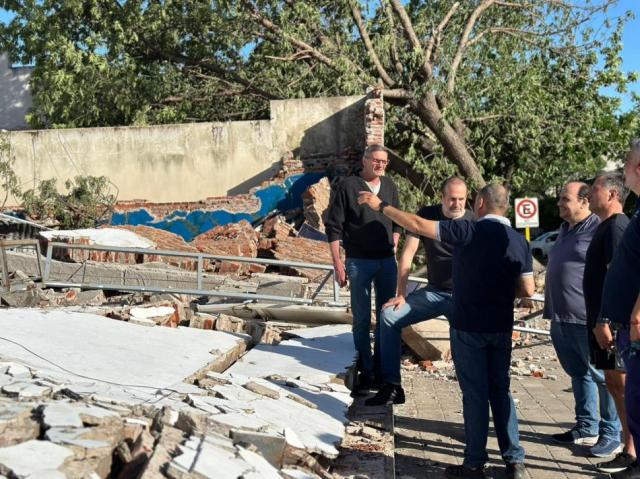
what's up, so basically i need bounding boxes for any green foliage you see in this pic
[0,131,21,208]
[21,176,116,229]
[1,0,637,207]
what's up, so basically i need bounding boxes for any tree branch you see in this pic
[425,2,460,65]
[448,0,496,94]
[389,0,433,80]
[350,1,395,87]
[381,88,414,100]
[243,3,335,67]
[381,0,403,75]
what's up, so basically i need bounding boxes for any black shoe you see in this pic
[364,383,405,406]
[351,373,374,396]
[505,463,526,479]
[444,464,487,479]
[612,463,640,479]
[551,427,598,446]
[597,452,637,473]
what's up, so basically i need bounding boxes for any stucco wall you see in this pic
[0,54,32,130]
[5,95,366,205]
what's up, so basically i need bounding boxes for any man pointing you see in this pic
[358,184,533,479]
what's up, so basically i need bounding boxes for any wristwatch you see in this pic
[597,317,611,325]
[378,200,390,213]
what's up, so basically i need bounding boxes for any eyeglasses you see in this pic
[370,158,388,165]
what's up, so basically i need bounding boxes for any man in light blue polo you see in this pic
[544,181,621,454]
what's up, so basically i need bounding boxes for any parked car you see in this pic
[530,230,559,258]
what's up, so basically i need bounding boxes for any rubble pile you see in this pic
[31,175,340,285]
[0,305,357,478]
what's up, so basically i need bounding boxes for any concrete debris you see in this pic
[192,220,265,275]
[0,439,73,478]
[401,318,451,361]
[0,304,357,478]
[302,177,331,233]
[0,402,40,447]
[259,236,336,281]
[262,215,296,240]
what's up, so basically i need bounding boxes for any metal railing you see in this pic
[42,241,346,306]
[37,241,550,336]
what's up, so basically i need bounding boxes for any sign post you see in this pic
[514,197,539,241]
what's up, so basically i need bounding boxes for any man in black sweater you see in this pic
[325,145,401,391]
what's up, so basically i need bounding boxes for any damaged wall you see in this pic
[5,95,366,205]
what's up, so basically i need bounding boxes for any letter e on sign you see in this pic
[515,197,539,228]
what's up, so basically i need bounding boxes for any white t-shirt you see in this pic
[366,180,381,195]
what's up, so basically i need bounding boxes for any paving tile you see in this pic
[395,341,610,479]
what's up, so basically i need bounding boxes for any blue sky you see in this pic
[1,1,639,111]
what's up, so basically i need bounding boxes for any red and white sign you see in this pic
[515,197,539,228]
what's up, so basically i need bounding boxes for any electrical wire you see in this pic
[0,335,184,395]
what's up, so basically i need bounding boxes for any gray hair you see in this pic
[596,170,629,205]
[478,183,509,213]
[363,144,388,159]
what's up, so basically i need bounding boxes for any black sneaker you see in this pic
[597,452,637,473]
[364,383,405,406]
[551,427,598,446]
[506,463,526,479]
[612,463,640,479]
[444,464,487,479]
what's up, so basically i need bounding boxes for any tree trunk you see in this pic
[414,93,486,188]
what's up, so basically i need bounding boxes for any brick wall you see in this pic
[365,88,384,147]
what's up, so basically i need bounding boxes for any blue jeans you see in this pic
[346,256,397,380]
[617,329,640,450]
[450,328,525,468]
[550,321,621,439]
[379,285,452,384]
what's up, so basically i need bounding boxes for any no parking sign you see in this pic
[515,197,539,229]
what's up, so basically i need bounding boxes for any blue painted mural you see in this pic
[111,173,325,242]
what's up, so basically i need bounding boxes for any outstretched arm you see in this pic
[358,191,438,239]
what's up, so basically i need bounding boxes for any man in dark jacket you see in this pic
[325,144,401,391]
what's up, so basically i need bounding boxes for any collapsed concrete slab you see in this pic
[0,439,73,478]
[40,228,156,249]
[227,324,355,385]
[6,251,226,291]
[0,309,249,404]
[0,310,357,476]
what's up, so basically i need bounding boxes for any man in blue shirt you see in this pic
[597,140,640,479]
[358,184,534,479]
[544,181,621,452]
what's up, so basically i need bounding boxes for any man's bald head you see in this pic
[476,183,510,215]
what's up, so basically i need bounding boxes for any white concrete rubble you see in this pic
[0,309,248,404]
[40,228,155,249]
[0,440,72,477]
[227,324,355,384]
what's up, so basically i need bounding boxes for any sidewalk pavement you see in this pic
[395,340,612,479]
